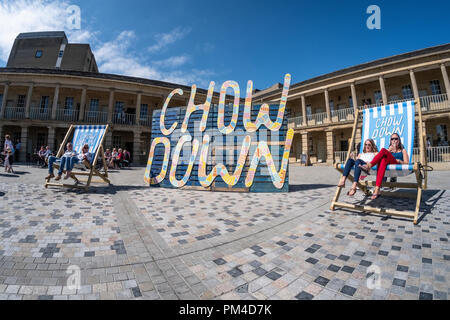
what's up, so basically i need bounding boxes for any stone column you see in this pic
[441,64,450,95]
[409,70,420,100]
[326,130,334,165]
[51,84,60,120]
[301,132,310,156]
[105,131,113,150]
[20,126,28,162]
[133,130,142,164]
[324,89,331,122]
[47,126,55,151]
[107,89,115,123]
[0,82,9,119]
[78,86,87,121]
[379,76,387,104]
[135,92,142,126]
[351,83,358,111]
[25,83,34,119]
[301,95,307,125]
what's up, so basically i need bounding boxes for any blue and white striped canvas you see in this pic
[357,101,415,177]
[360,101,415,160]
[71,125,107,164]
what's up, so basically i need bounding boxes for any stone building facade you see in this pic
[0,32,231,164]
[254,43,450,166]
[1,31,449,166]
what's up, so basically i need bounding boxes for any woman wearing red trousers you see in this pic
[359,133,409,200]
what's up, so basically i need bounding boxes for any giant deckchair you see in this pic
[331,99,428,224]
[45,125,110,190]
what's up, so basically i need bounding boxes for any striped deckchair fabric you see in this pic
[45,124,110,190]
[331,99,428,225]
[72,125,108,163]
[338,101,415,177]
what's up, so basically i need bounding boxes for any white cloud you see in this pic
[147,27,191,53]
[153,55,190,68]
[161,69,216,88]
[95,32,214,86]
[0,0,214,86]
[95,30,162,79]
[0,0,95,62]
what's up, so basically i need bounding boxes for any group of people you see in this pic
[36,146,53,167]
[104,148,131,169]
[338,133,409,200]
[46,143,92,181]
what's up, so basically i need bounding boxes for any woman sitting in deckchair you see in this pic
[46,142,77,181]
[65,144,92,179]
[359,133,409,200]
[338,139,378,196]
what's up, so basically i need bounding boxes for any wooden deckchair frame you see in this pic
[44,125,111,191]
[330,99,428,224]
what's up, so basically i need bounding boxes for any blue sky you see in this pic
[1,0,449,91]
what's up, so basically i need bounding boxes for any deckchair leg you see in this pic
[331,186,343,211]
[414,170,423,225]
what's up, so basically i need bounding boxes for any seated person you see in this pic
[38,146,46,166]
[46,142,78,181]
[65,144,92,179]
[122,149,131,167]
[338,139,378,196]
[110,148,118,168]
[42,146,52,168]
[104,149,112,165]
[360,133,409,200]
[114,148,124,169]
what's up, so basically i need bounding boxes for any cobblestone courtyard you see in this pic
[0,165,448,300]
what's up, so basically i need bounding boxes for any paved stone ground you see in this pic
[0,164,448,300]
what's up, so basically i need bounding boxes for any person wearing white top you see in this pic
[4,135,14,155]
[338,139,379,196]
[64,144,92,179]
[3,135,15,171]
[46,142,77,181]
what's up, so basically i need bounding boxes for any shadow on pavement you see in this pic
[289,184,335,192]
[48,184,149,195]
[0,173,20,178]
[340,189,445,225]
[11,171,31,175]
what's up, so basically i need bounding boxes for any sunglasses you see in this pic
[391,137,399,141]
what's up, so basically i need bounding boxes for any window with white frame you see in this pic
[436,124,448,146]
[39,96,49,112]
[17,95,26,109]
[402,85,414,100]
[374,90,382,104]
[64,97,74,115]
[89,99,99,112]
[329,100,335,115]
[430,80,442,95]
[306,104,312,120]
[115,101,124,114]
[140,104,148,119]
